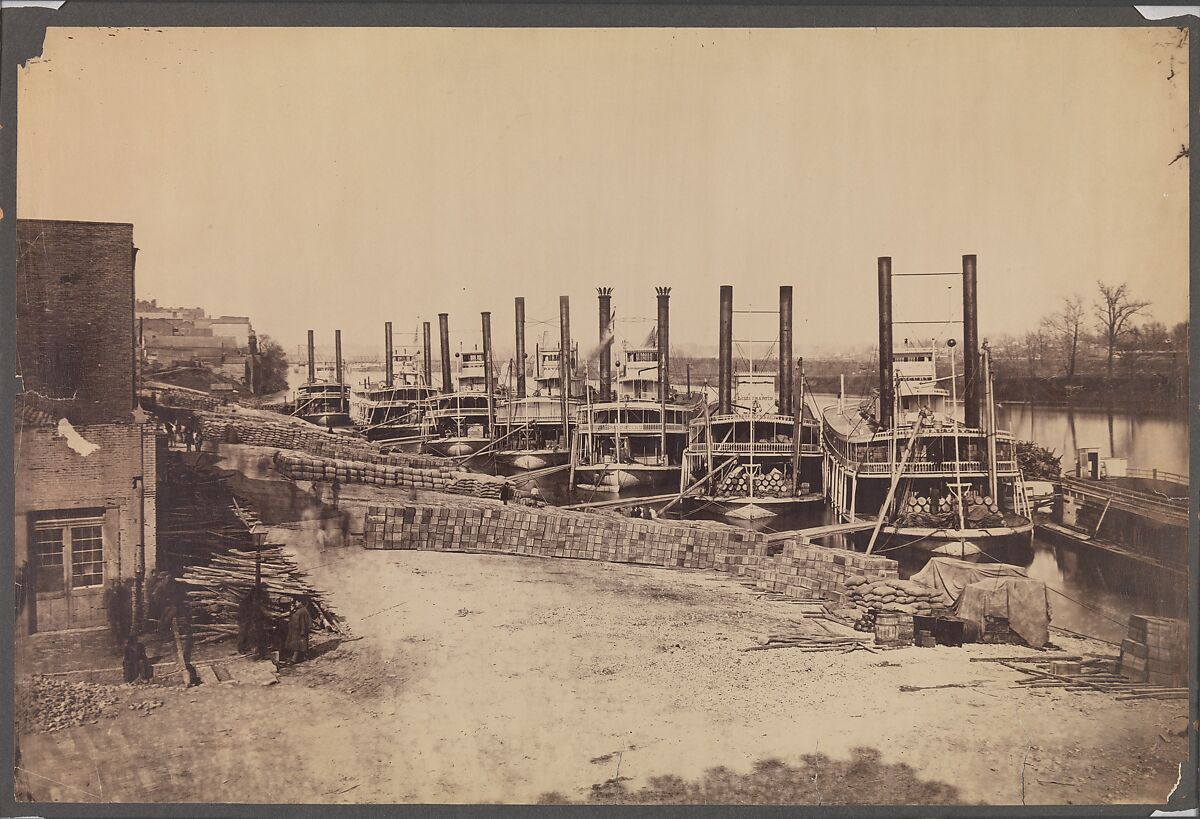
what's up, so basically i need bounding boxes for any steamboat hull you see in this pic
[574,463,678,493]
[297,411,354,429]
[422,437,489,458]
[493,449,570,471]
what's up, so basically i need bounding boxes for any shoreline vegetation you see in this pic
[670,358,1188,415]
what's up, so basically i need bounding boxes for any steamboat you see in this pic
[492,296,583,470]
[355,321,436,448]
[679,286,823,519]
[571,288,696,493]
[422,312,499,458]
[821,256,1033,557]
[292,329,353,428]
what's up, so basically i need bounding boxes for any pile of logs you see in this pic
[177,547,344,644]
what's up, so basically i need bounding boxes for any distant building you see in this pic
[16,220,157,634]
[135,300,256,382]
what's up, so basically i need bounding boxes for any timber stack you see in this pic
[178,547,344,644]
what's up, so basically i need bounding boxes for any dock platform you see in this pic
[766,519,877,543]
[1036,521,1186,577]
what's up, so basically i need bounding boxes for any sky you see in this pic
[17,26,1190,360]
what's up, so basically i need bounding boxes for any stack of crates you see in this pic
[1119,615,1187,686]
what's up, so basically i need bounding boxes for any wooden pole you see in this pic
[866,411,927,554]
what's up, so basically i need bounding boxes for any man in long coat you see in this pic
[284,599,313,664]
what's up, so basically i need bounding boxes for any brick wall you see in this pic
[16,220,136,425]
[15,423,157,633]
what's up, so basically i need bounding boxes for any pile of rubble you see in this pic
[17,677,121,733]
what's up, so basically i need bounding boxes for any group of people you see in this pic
[236,583,313,666]
[499,483,544,507]
[163,419,204,452]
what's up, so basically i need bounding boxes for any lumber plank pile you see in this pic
[157,454,258,574]
[1003,654,1187,700]
[178,547,344,644]
[743,631,878,654]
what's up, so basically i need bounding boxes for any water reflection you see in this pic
[997,401,1188,476]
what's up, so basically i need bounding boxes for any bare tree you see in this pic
[1021,328,1048,378]
[1095,281,1151,378]
[1041,295,1086,378]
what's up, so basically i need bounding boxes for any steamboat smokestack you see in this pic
[878,257,894,429]
[656,287,671,403]
[718,285,733,415]
[384,322,394,387]
[514,297,527,399]
[779,285,794,416]
[597,287,613,402]
[422,321,432,387]
[962,254,981,429]
[559,295,572,443]
[438,313,452,393]
[306,329,315,383]
[482,311,495,429]
[334,330,343,384]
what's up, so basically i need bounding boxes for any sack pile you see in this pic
[845,575,938,617]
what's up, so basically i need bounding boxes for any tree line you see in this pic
[992,280,1186,383]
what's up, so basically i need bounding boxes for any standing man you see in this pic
[284,599,313,664]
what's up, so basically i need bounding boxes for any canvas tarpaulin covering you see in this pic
[909,556,1029,608]
[955,577,1052,649]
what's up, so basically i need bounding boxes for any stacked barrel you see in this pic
[717,466,790,498]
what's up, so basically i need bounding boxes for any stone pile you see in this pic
[18,677,120,733]
[845,576,939,618]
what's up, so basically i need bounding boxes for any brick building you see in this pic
[135,298,254,382]
[15,219,157,634]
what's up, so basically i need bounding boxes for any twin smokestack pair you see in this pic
[716,285,799,418]
[876,255,982,431]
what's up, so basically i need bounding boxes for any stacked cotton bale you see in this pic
[1119,615,1187,686]
[754,538,899,606]
[272,451,512,499]
[362,499,766,575]
[360,498,900,609]
[446,471,507,499]
[183,404,452,471]
[845,576,937,620]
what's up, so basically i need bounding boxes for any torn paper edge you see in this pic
[1136,6,1200,20]
[56,418,99,456]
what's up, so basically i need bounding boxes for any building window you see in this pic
[37,339,83,399]
[33,516,106,592]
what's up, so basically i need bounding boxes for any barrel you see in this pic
[874,611,915,646]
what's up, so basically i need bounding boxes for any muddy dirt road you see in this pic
[17,539,1189,805]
